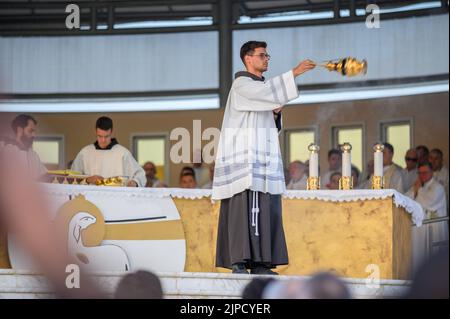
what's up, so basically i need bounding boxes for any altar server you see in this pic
[212,41,315,275]
[71,116,145,187]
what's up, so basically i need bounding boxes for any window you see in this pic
[33,136,64,170]
[132,135,167,183]
[285,128,317,164]
[332,125,364,172]
[381,121,412,168]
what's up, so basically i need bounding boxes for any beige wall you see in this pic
[1,92,448,187]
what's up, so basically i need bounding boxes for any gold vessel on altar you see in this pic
[319,57,367,77]
[95,176,128,187]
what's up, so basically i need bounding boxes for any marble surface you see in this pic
[0,270,410,299]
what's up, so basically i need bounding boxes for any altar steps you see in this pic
[0,270,410,299]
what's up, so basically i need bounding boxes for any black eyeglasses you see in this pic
[405,157,418,162]
[248,53,271,60]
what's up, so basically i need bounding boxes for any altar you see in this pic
[0,184,424,280]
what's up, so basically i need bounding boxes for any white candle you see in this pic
[374,151,383,176]
[309,152,319,177]
[342,152,351,177]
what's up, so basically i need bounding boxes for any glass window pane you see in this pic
[33,140,59,165]
[136,137,166,181]
[288,131,315,163]
[337,128,363,172]
[386,124,411,167]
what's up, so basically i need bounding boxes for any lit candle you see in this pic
[308,143,319,177]
[373,143,384,176]
[341,143,352,177]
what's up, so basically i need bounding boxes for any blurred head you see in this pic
[242,277,276,299]
[180,173,196,188]
[143,161,157,179]
[262,278,304,299]
[417,162,434,184]
[299,272,351,299]
[288,161,306,182]
[11,114,37,150]
[240,41,269,74]
[383,142,394,166]
[328,172,342,190]
[408,250,449,299]
[404,149,418,170]
[95,116,113,149]
[416,145,430,165]
[429,149,444,171]
[328,149,341,171]
[180,167,197,188]
[114,270,163,299]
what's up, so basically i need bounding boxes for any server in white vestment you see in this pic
[429,148,449,202]
[406,162,448,274]
[71,116,146,187]
[212,41,315,275]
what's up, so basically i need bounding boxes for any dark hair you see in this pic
[430,148,444,159]
[240,41,267,66]
[418,162,433,170]
[114,270,163,299]
[242,277,275,299]
[416,145,429,155]
[328,149,341,159]
[180,166,196,180]
[96,116,113,131]
[11,114,37,134]
[330,171,342,180]
[181,166,195,176]
[383,142,394,154]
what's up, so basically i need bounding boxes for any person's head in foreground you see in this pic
[114,270,163,299]
[242,277,276,299]
[408,250,449,299]
[262,272,351,299]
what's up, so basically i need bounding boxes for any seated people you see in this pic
[326,172,341,190]
[143,161,166,188]
[286,160,307,190]
[71,116,145,187]
[321,149,341,186]
[179,166,197,189]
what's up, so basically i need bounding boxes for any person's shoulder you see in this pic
[113,144,133,156]
[430,178,446,192]
[80,144,95,153]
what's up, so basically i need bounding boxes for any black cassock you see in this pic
[215,189,289,269]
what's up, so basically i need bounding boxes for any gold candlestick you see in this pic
[372,143,385,190]
[371,175,384,190]
[339,176,353,190]
[318,57,367,77]
[307,176,320,190]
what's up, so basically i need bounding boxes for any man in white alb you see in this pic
[212,41,315,275]
[71,116,145,187]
